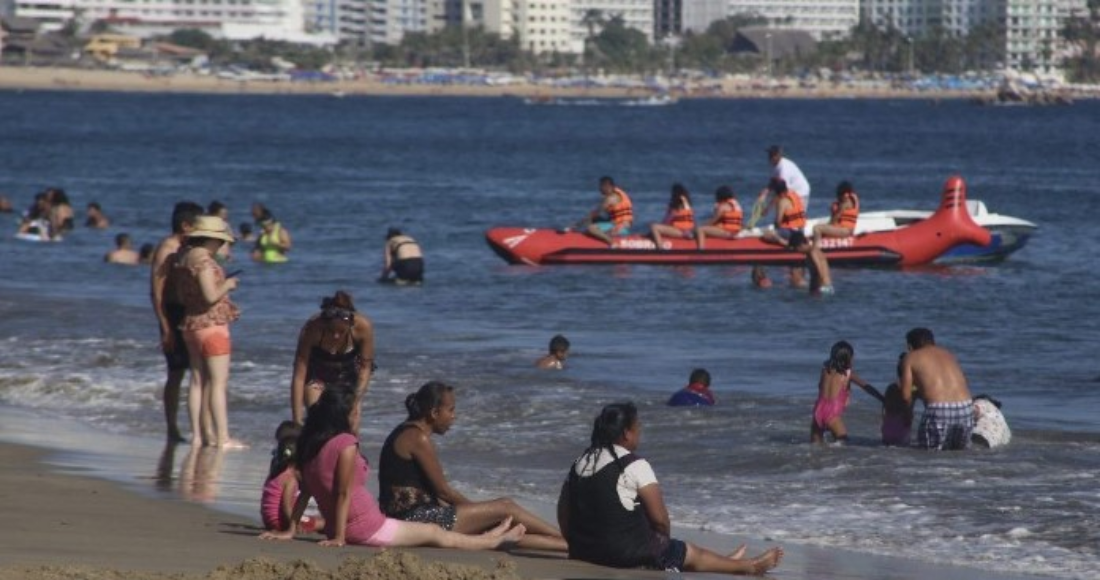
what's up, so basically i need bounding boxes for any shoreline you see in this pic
[0,404,1055,580]
[0,66,1009,100]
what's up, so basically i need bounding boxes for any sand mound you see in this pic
[0,551,521,580]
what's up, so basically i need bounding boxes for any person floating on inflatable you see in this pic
[667,369,716,407]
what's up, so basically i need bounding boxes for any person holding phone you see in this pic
[173,216,245,448]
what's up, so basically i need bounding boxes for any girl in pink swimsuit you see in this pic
[260,421,322,534]
[810,341,877,445]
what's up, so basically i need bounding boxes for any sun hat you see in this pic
[189,215,235,243]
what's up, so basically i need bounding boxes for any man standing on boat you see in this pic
[761,145,810,211]
[581,176,633,247]
[899,328,975,450]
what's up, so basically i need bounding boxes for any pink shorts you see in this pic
[365,518,401,547]
[183,325,231,358]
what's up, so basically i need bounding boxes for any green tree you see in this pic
[591,15,658,73]
[1062,0,1100,81]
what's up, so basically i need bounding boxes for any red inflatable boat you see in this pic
[486,176,991,267]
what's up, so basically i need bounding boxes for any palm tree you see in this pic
[581,8,606,71]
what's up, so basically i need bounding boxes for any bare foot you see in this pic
[499,523,526,545]
[482,516,514,537]
[751,547,784,575]
[217,438,250,450]
[727,544,747,560]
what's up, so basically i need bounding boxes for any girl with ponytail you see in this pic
[557,402,783,575]
[377,381,567,552]
[810,340,878,445]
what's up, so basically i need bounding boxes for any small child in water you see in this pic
[668,368,716,406]
[261,421,323,534]
[877,383,913,446]
[535,334,570,369]
[810,341,877,445]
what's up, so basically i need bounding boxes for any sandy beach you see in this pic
[0,427,1054,580]
[0,439,661,580]
[0,66,990,99]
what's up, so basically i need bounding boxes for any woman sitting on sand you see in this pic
[378,381,568,552]
[289,290,375,424]
[557,402,782,575]
[261,386,526,549]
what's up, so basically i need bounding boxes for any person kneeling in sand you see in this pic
[261,386,525,549]
[557,402,782,575]
[379,382,567,551]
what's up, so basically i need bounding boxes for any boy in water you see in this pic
[535,335,570,369]
[667,368,716,406]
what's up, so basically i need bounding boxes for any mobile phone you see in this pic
[226,269,243,278]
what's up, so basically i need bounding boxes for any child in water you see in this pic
[878,383,913,446]
[810,341,878,445]
[667,368,716,406]
[261,421,323,533]
[535,334,570,369]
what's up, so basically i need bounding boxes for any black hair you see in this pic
[599,176,615,187]
[268,420,302,480]
[576,402,638,476]
[906,328,935,349]
[88,202,102,211]
[115,232,130,246]
[171,201,205,234]
[320,290,356,313]
[296,386,358,470]
[386,227,402,239]
[139,243,154,260]
[689,368,711,386]
[770,178,788,194]
[669,183,690,209]
[405,381,455,421]
[714,185,735,201]
[239,222,252,235]
[207,200,227,216]
[827,341,854,373]
[835,181,855,198]
[549,334,570,354]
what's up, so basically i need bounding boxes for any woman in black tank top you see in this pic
[377,381,568,552]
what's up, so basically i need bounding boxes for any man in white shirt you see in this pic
[764,145,810,210]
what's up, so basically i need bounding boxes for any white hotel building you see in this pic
[862,0,1088,73]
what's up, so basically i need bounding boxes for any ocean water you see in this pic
[1,91,1098,579]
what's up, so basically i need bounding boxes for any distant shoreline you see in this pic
[0,66,1010,100]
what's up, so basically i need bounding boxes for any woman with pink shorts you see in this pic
[174,215,243,448]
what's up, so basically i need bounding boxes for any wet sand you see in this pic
[0,432,1055,580]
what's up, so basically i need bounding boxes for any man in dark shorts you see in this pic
[150,201,204,442]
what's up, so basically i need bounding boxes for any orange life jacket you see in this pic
[778,192,806,229]
[830,191,859,230]
[607,188,633,227]
[717,200,743,233]
[667,205,694,230]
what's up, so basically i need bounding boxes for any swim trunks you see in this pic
[392,504,458,531]
[393,257,424,283]
[653,535,688,572]
[917,400,975,450]
[162,303,190,371]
